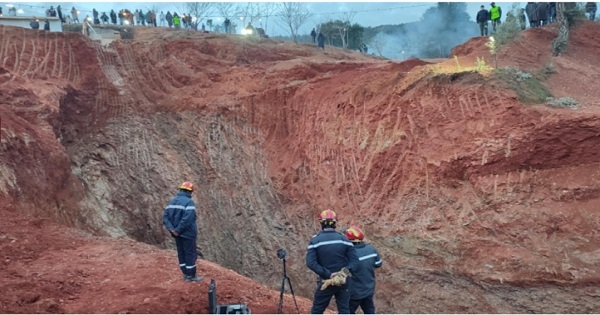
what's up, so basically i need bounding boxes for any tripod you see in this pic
[277,257,300,314]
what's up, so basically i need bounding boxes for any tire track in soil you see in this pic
[91,41,128,121]
[120,44,156,109]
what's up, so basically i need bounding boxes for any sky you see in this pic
[0,1,522,36]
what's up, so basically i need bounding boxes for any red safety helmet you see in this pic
[179,181,194,192]
[344,226,365,242]
[319,209,337,222]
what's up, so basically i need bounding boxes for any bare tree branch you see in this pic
[276,2,312,43]
[258,2,278,34]
[368,33,387,57]
[185,2,214,23]
[214,2,237,19]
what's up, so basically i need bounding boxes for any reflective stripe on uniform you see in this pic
[359,253,378,261]
[185,265,196,269]
[166,205,195,210]
[179,263,186,266]
[307,240,353,249]
[375,260,382,265]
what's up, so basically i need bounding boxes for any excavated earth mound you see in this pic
[1,22,600,313]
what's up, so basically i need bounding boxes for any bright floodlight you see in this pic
[17,8,23,13]
[124,20,130,25]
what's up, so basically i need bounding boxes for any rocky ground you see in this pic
[1,21,600,313]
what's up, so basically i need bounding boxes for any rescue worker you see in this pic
[173,13,181,29]
[489,2,502,33]
[163,182,203,282]
[311,28,317,43]
[476,5,490,36]
[344,226,383,314]
[586,2,597,21]
[306,209,359,314]
[43,19,50,31]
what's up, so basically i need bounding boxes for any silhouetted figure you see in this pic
[548,2,557,23]
[476,5,490,36]
[139,9,146,26]
[362,43,368,53]
[317,32,325,50]
[166,11,173,28]
[224,18,231,33]
[537,2,549,26]
[92,8,99,25]
[525,2,538,27]
[310,28,317,43]
[110,10,117,24]
[43,19,50,31]
[101,12,109,24]
[48,6,56,17]
[30,18,40,29]
[57,5,63,23]
[586,2,597,21]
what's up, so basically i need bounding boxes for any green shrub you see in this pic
[494,67,553,104]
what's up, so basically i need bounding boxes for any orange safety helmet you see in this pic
[319,209,337,222]
[179,181,194,192]
[344,226,365,242]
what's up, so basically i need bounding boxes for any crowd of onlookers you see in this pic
[34,5,212,31]
[476,2,597,37]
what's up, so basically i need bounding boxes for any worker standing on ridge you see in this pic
[344,226,383,314]
[306,209,359,314]
[163,182,204,282]
[311,28,317,43]
[476,5,490,36]
[586,2,597,21]
[489,2,502,34]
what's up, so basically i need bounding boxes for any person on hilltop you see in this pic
[311,27,317,43]
[159,11,166,27]
[317,32,325,50]
[173,13,181,29]
[586,2,597,21]
[489,2,502,34]
[71,7,79,23]
[537,2,549,26]
[166,11,173,28]
[476,5,490,36]
[110,9,117,25]
[43,19,50,31]
[163,182,204,282]
[101,12,109,24]
[525,2,539,28]
[306,209,359,314]
[30,17,40,29]
[57,5,63,23]
[548,2,557,23]
[344,226,383,315]
[224,18,231,33]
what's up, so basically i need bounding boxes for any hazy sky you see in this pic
[1,2,520,36]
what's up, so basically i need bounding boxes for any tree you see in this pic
[347,23,365,51]
[336,11,355,48]
[276,2,312,43]
[237,2,260,27]
[369,33,387,57]
[214,2,237,20]
[258,2,278,35]
[185,2,213,24]
[552,2,568,56]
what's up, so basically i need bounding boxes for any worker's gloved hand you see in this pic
[320,267,351,290]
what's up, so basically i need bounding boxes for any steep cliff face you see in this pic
[2,22,600,313]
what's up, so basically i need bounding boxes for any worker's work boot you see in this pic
[185,275,204,282]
